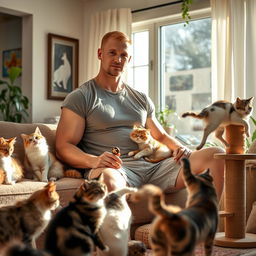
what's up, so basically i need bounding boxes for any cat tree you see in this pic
[214,125,256,248]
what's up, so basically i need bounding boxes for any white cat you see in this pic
[53,52,71,90]
[21,127,64,182]
[182,97,254,150]
[96,187,137,256]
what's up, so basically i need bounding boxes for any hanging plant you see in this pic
[181,0,193,25]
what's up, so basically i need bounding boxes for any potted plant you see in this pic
[156,107,175,135]
[0,67,29,122]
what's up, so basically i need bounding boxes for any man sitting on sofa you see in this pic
[55,31,224,200]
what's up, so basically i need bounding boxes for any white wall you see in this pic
[0,0,85,123]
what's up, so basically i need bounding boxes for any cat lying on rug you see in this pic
[182,97,254,150]
[21,127,64,182]
[131,158,218,256]
[128,125,172,163]
[0,137,23,185]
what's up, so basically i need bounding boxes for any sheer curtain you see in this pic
[211,0,256,104]
[86,8,132,79]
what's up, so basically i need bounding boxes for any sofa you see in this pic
[0,121,188,248]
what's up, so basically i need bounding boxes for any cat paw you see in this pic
[42,178,48,182]
[128,151,134,157]
[49,177,57,182]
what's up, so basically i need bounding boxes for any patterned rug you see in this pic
[145,245,256,256]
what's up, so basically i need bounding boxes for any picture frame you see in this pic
[47,33,79,100]
[2,48,22,78]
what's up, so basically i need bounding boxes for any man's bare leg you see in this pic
[89,167,127,192]
[175,147,225,200]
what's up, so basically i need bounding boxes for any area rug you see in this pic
[145,245,256,256]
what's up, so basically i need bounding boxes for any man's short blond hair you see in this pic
[100,31,132,48]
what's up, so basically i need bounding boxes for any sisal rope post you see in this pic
[214,125,256,247]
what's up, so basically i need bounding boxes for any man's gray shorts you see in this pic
[87,156,182,191]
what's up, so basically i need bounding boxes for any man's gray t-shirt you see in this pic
[62,79,154,157]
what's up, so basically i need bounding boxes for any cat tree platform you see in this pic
[214,125,256,248]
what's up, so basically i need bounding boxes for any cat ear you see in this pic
[45,181,56,197]
[247,97,254,103]
[7,137,16,144]
[35,127,42,135]
[236,97,241,102]
[20,134,27,141]
[97,173,104,182]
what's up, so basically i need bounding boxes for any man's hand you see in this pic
[94,151,122,169]
[173,146,192,164]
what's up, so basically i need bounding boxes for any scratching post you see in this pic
[214,125,256,248]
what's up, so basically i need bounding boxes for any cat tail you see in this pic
[2,240,51,256]
[112,187,138,198]
[181,158,196,185]
[131,184,180,217]
[182,109,208,119]
[64,169,83,178]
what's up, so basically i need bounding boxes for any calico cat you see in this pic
[182,97,254,150]
[21,127,64,182]
[96,187,138,256]
[131,158,218,256]
[44,174,108,256]
[0,182,59,248]
[128,125,172,163]
[0,137,23,185]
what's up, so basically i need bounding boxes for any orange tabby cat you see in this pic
[128,125,172,163]
[21,127,64,182]
[0,137,23,185]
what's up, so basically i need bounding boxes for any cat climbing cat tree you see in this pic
[214,125,256,248]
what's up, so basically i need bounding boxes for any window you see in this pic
[130,9,211,137]
[128,31,149,96]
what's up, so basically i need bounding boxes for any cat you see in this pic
[21,127,64,182]
[0,181,59,248]
[0,137,23,185]
[182,97,254,150]
[44,174,108,256]
[128,125,172,163]
[1,239,51,256]
[96,187,138,256]
[131,158,218,256]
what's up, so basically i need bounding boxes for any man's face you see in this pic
[98,37,131,77]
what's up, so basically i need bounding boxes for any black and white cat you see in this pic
[182,97,254,150]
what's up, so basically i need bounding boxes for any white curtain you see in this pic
[86,8,132,80]
[211,0,256,104]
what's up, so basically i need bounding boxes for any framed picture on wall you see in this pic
[47,33,79,100]
[2,48,22,78]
